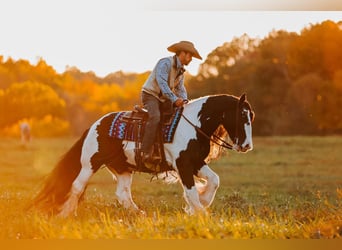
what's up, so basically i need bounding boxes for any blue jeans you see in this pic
[141,91,161,154]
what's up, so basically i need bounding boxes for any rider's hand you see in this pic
[174,98,184,107]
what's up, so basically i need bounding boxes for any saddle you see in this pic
[120,105,176,126]
[109,105,183,173]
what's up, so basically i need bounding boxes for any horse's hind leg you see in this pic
[58,134,100,218]
[106,167,144,214]
[58,165,94,218]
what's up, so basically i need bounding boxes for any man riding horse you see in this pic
[140,41,202,164]
[30,41,255,217]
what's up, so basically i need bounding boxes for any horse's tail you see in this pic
[29,129,89,215]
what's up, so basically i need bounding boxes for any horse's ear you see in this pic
[239,93,246,104]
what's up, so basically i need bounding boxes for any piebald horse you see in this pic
[32,94,254,217]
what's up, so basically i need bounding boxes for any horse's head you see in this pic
[223,93,255,153]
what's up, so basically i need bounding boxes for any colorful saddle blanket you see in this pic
[108,108,183,143]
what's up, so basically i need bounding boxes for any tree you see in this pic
[0,81,66,127]
[288,20,342,81]
[188,34,259,98]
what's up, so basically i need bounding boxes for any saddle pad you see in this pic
[108,108,183,143]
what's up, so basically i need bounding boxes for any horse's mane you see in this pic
[205,125,230,163]
[186,95,238,163]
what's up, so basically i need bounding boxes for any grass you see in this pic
[0,136,341,239]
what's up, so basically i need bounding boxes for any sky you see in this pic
[0,0,341,76]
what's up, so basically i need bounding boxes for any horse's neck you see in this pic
[183,98,208,125]
[184,97,222,134]
[184,96,229,135]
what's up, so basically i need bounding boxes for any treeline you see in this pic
[188,20,342,135]
[0,20,341,137]
[0,59,149,136]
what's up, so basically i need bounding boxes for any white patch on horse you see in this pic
[105,167,144,214]
[196,165,220,207]
[241,109,253,151]
[183,186,205,215]
[122,141,138,165]
[165,98,208,166]
[59,191,80,218]
[114,172,140,211]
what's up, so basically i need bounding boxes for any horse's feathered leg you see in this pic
[176,154,207,215]
[183,186,205,215]
[196,165,220,208]
[58,166,94,217]
[58,123,106,217]
[106,167,144,214]
[179,165,219,214]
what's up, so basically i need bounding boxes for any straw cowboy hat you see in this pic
[167,41,202,60]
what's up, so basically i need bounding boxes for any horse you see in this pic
[31,93,255,217]
[20,122,31,147]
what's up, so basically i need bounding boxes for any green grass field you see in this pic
[0,136,341,239]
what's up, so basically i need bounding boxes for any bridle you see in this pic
[181,103,242,151]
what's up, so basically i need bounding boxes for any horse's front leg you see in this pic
[182,185,206,215]
[196,165,220,208]
[177,165,206,215]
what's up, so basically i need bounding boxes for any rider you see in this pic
[140,41,202,163]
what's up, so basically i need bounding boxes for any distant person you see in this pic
[140,40,202,163]
[20,122,31,146]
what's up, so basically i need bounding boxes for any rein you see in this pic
[181,114,234,150]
